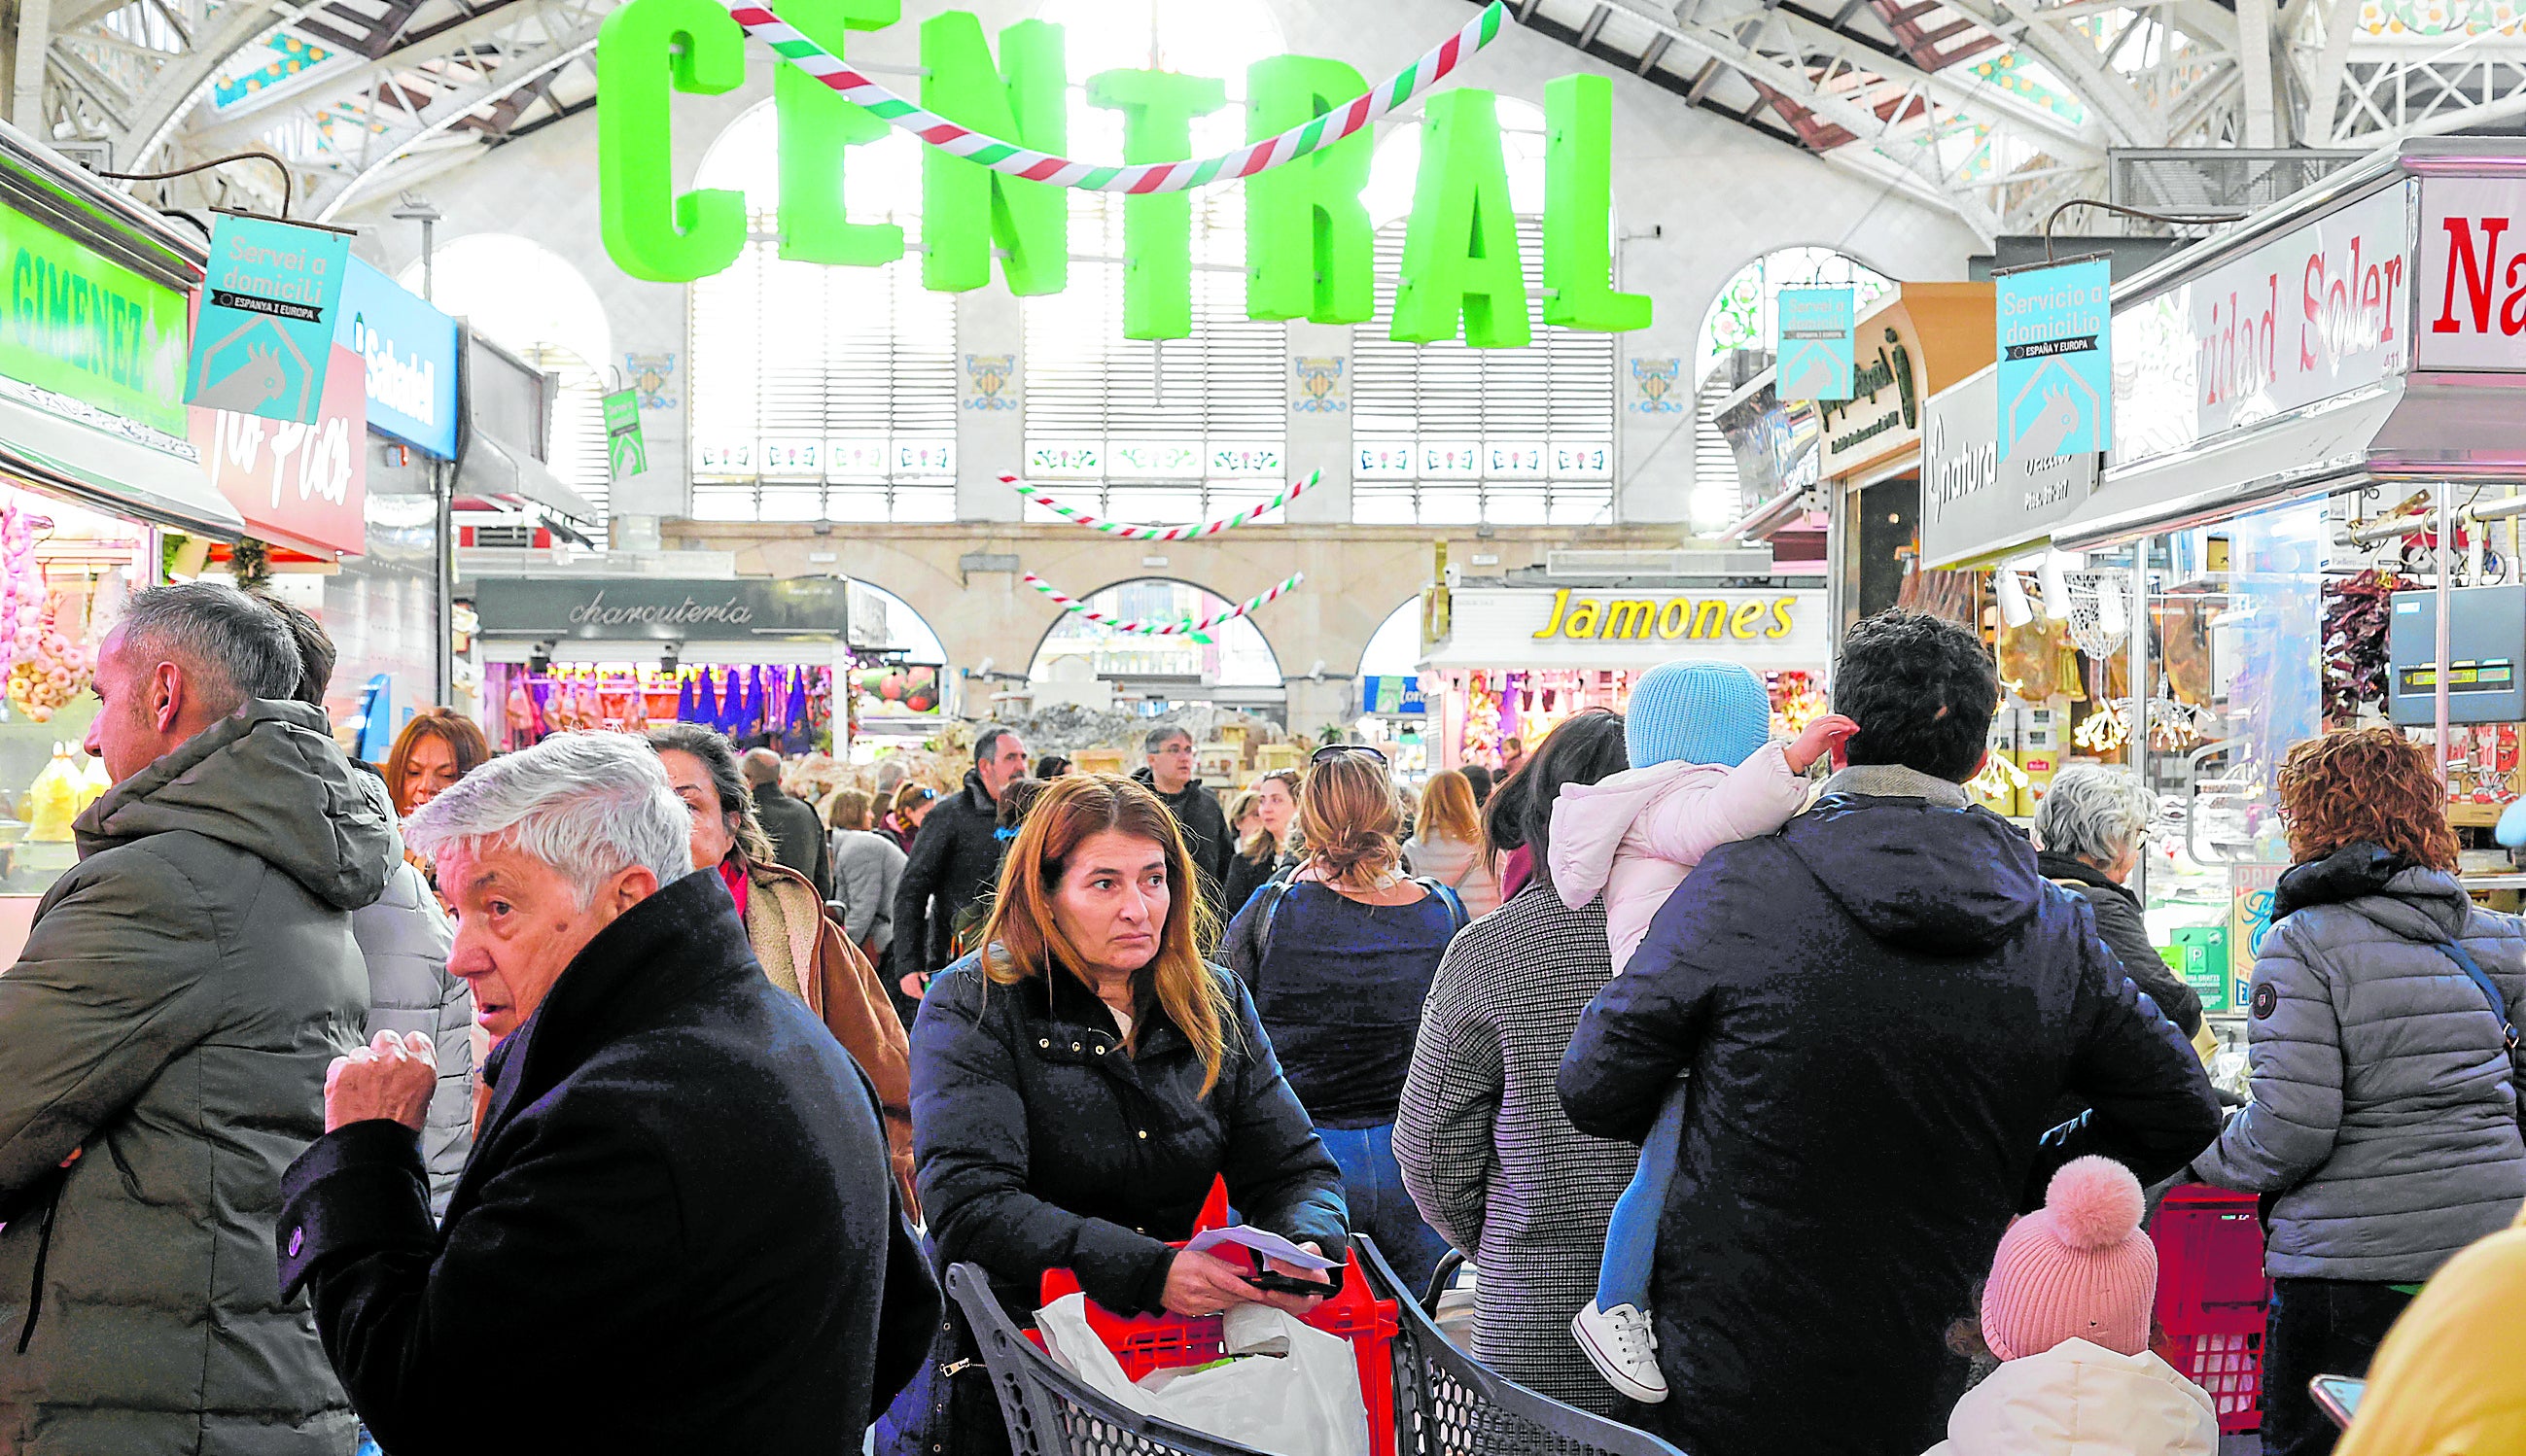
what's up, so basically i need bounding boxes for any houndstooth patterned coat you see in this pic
[1394,884,1642,1415]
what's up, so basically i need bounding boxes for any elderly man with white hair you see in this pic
[273,731,938,1455]
[2033,764,2205,1047]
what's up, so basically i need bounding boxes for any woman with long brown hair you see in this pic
[2192,727,2526,1456]
[381,708,490,817]
[900,774,1346,1456]
[1226,745,1469,1293]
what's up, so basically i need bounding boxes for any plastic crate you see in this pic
[1032,1180,1401,1451]
[2167,1330,2266,1433]
[2151,1184,2270,1434]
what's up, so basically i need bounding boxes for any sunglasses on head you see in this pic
[1311,744,1389,767]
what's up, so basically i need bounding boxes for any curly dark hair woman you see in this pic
[2274,726,2460,871]
[2195,723,2523,1456]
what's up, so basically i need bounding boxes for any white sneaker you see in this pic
[1572,1300,1666,1404]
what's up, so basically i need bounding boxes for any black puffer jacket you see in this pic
[910,952,1347,1320]
[279,869,937,1454]
[2037,849,2204,1036]
[1560,768,2223,1456]
[1133,769,1232,909]
[893,773,1005,979]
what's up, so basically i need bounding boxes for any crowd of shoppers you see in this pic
[1,583,2519,1456]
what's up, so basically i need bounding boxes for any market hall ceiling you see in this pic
[23,0,2526,239]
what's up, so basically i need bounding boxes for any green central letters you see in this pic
[921,13,1067,295]
[1243,55,1374,325]
[596,0,747,284]
[1087,68,1228,340]
[596,8,1651,344]
[1389,88,1529,348]
[776,0,904,266]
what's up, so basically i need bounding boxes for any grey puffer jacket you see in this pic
[353,853,474,1219]
[2194,844,2526,1281]
[0,699,396,1455]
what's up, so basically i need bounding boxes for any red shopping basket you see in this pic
[1034,1178,1401,1451]
[2150,1183,2271,1435]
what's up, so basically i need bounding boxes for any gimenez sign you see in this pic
[595,4,1650,346]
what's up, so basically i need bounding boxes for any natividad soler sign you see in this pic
[595,2,1653,346]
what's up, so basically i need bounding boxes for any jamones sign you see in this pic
[596,0,1650,346]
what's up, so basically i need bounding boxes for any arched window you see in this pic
[686,103,957,523]
[1358,597,1422,677]
[1690,247,1893,533]
[1351,97,1615,527]
[405,234,613,519]
[1021,0,1289,529]
[1029,578,1283,690]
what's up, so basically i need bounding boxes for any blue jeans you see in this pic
[1597,1079,1689,1312]
[1316,1123,1451,1296]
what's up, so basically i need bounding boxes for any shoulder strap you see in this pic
[2435,937,2520,1052]
[1413,876,1469,933]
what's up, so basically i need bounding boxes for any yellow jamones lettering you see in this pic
[1729,601,1766,639]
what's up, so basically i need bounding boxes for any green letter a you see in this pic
[1389,87,1528,348]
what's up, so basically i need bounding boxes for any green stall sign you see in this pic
[0,204,191,437]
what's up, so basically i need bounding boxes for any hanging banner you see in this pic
[1995,257,2111,463]
[189,341,369,557]
[338,257,459,458]
[187,215,353,425]
[603,387,649,479]
[1775,287,1854,400]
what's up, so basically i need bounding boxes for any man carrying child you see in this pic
[1559,609,2222,1456]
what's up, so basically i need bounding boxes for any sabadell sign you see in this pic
[595,3,1651,346]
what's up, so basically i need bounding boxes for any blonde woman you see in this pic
[1406,769,1502,918]
[1226,745,1470,1291]
[1222,768,1302,917]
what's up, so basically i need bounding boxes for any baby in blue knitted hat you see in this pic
[1551,659,1855,1404]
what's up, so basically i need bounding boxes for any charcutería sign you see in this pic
[472,575,848,641]
[595,3,1650,346]
[568,591,755,628]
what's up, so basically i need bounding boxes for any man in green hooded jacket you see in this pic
[0,582,397,1455]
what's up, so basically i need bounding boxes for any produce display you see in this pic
[7,590,93,724]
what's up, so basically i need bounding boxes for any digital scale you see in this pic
[2388,585,2526,725]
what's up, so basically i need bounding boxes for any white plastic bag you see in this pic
[1035,1294,1371,1456]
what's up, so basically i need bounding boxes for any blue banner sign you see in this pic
[1774,288,1854,401]
[186,214,351,425]
[336,257,458,458]
[1362,675,1428,715]
[1995,258,2111,463]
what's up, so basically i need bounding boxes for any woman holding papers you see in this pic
[895,774,1348,1456]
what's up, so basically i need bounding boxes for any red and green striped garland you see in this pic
[1026,572,1305,642]
[723,2,1508,192]
[1002,469,1319,540]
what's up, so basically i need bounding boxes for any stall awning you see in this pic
[0,391,244,538]
[453,431,599,528]
[2052,385,2404,550]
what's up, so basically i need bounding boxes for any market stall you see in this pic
[1417,579,1832,771]
[1815,284,1995,641]
[0,123,246,943]
[1915,363,2111,817]
[466,575,847,753]
[2048,137,2526,1032]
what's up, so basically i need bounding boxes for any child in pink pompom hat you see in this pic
[1924,1158,2219,1456]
